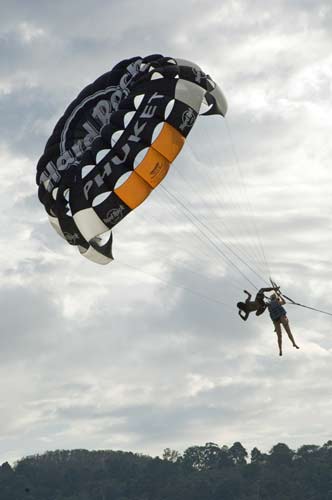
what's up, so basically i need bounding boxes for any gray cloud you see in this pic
[0,0,331,465]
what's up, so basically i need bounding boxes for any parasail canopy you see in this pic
[36,54,227,264]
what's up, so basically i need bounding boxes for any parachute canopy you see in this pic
[36,54,227,264]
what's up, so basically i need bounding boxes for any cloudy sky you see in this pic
[1,0,332,465]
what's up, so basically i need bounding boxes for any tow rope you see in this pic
[269,277,332,317]
[282,294,332,317]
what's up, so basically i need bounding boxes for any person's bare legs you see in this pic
[281,316,299,349]
[274,321,283,356]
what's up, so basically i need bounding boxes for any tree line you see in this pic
[1,440,332,499]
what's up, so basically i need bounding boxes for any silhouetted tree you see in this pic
[163,448,180,463]
[229,442,248,465]
[268,443,294,467]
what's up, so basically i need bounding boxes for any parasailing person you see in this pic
[267,292,300,356]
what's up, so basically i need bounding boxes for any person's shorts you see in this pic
[256,306,266,316]
[273,315,288,324]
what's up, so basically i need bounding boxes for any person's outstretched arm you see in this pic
[278,296,286,305]
[259,286,280,294]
